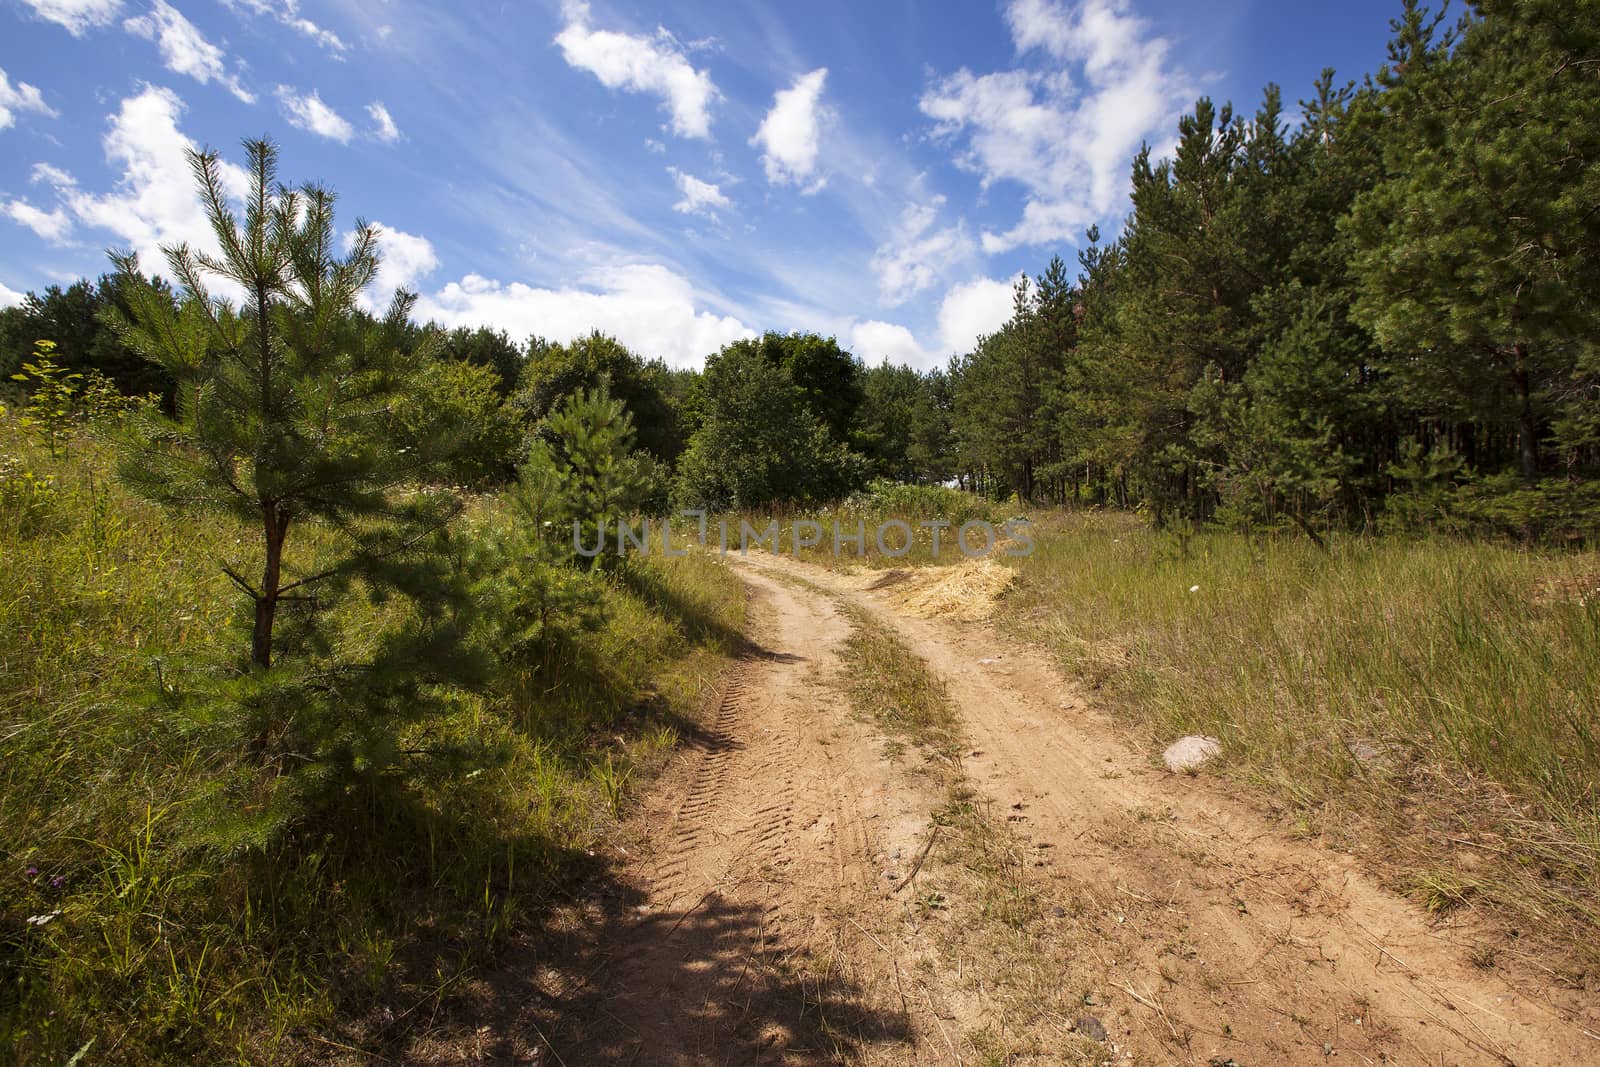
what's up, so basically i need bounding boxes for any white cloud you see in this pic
[221,0,347,55]
[3,199,73,242]
[275,86,353,143]
[554,1,718,140]
[366,101,400,143]
[53,85,253,279]
[0,68,57,131]
[752,67,829,188]
[922,0,1190,253]
[124,0,255,104]
[668,167,730,218]
[850,319,936,370]
[0,279,27,309]
[937,276,1019,354]
[18,0,122,36]
[415,263,754,369]
[870,196,975,306]
[31,163,76,187]
[345,222,438,310]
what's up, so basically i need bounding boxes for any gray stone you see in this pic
[1163,735,1221,772]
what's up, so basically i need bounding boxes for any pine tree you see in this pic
[109,138,461,670]
[1346,0,1600,482]
[524,383,654,565]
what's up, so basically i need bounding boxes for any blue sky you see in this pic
[1,0,1403,369]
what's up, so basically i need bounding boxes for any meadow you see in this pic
[0,417,744,1064]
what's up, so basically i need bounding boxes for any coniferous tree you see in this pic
[524,383,655,565]
[1347,0,1600,483]
[110,139,461,671]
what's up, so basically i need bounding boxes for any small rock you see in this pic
[1163,735,1221,772]
[1073,1015,1108,1042]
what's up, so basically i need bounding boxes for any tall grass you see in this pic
[0,419,744,1063]
[1005,511,1600,961]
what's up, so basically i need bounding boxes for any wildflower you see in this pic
[1189,584,1200,593]
[24,866,38,879]
[50,875,65,890]
[25,911,59,926]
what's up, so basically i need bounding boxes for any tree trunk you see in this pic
[1512,344,1538,481]
[252,504,289,669]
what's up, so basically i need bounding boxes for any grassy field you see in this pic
[1005,511,1600,966]
[0,419,744,1063]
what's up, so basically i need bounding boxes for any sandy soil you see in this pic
[412,551,1599,1066]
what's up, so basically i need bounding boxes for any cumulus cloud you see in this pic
[124,0,255,104]
[870,196,975,306]
[415,263,754,369]
[0,279,26,308]
[668,167,730,218]
[850,319,936,370]
[344,222,439,311]
[0,68,57,131]
[45,85,253,278]
[922,0,1190,252]
[752,67,829,189]
[17,0,122,36]
[555,0,718,140]
[366,101,400,143]
[275,85,353,142]
[221,0,347,55]
[3,199,73,241]
[937,275,1018,354]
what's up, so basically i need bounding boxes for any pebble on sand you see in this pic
[1163,735,1221,772]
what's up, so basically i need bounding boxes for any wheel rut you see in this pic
[541,564,941,1066]
[736,550,1600,1067]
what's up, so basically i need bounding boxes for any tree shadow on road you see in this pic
[402,859,913,1065]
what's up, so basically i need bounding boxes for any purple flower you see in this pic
[50,875,66,890]
[24,866,38,879]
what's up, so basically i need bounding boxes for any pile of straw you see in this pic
[869,559,1016,621]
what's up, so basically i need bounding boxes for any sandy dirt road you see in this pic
[428,552,1599,1066]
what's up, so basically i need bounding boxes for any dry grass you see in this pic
[837,603,961,758]
[1003,509,1600,967]
[874,558,1016,622]
[833,599,1116,1065]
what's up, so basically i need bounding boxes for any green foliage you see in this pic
[0,273,177,400]
[675,340,869,509]
[846,478,993,527]
[715,331,865,443]
[524,384,657,564]
[0,414,745,1064]
[932,2,1600,541]
[9,340,82,458]
[110,138,463,672]
[396,357,520,485]
[435,324,522,396]
[516,331,688,464]
[0,450,60,533]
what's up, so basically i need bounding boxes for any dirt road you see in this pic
[436,552,1599,1065]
